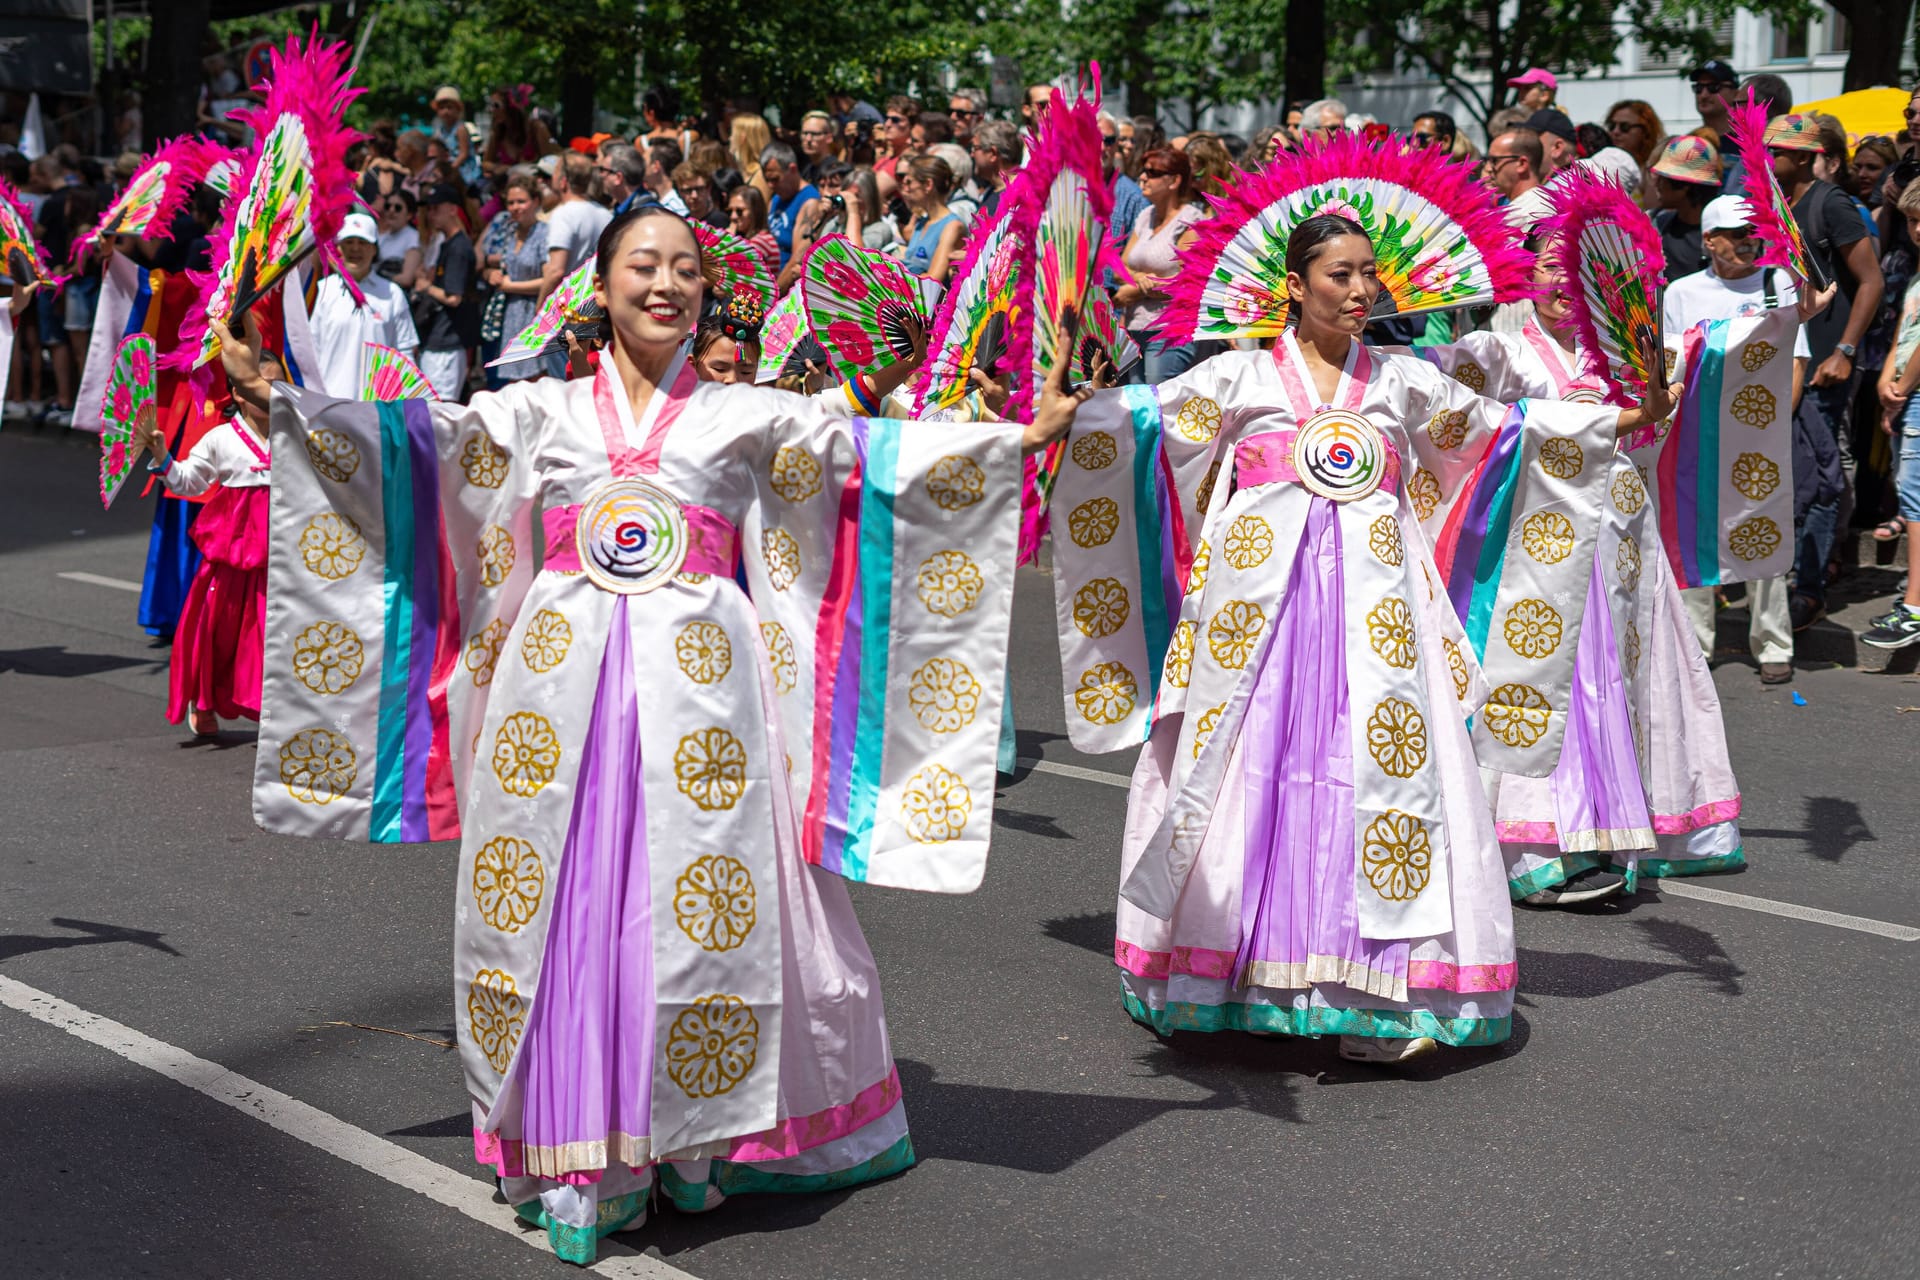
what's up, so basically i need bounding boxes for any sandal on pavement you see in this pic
[1872,518,1905,542]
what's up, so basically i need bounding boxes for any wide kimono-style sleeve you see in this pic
[1415,330,1538,405]
[1398,355,1620,777]
[252,380,546,842]
[737,387,1025,894]
[1635,306,1797,588]
[1044,353,1258,755]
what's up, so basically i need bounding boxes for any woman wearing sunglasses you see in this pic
[1603,99,1665,203]
[1113,147,1208,382]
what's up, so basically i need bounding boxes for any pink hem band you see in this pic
[1650,795,1741,835]
[1114,940,1515,994]
[541,500,740,578]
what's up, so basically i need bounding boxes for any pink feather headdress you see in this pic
[69,135,223,265]
[1159,132,1533,343]
[176,29,363,370]
[1541,166,1667,407]
[1724,93,1820,286]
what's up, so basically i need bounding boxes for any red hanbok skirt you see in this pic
[166,485,267,724]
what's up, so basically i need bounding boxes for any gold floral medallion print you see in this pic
[492,711,561,797]
[1369,514,1405,566]
[674,727,748,811]
[1728,516,1782,562]
[1427,407,1470,451]
[1728,384,1776,428]
[1740,340,1779,372]
[1191,702,1226,759]
[908,657,981,733]
[467,968,527,1073]
[760,621,798,693]
[1206,599,1267,670]
[673,854,757,951]
[916,549,984,617]
[279,727,358,804]
[1223,515,1273,571]
[305,428,360,483]
[1186,540,1212,595]
[926,454,986,510]
[1453,360,1487,392]
[665,994,759,1097]
[1503,598,1563,660]
[1074,661,1137,725]
[1195,460,1222,515]
[477,525,516,588]
[460,435,510,489]
[1625,619,1642,672]
[1443,637,1471,701]
[1174,396,1223,443]
[1361,810,1433,901]
[1611,467,1647,515]
[1072,431,1118,470]
[471,836,546,933]
[1616,536,1643,593]
[1483,682,1552,749]
[902,763,972,842]
[674,620,732,684]
[1408,467,1441,521]
[299,513,367,581]
[762,529,802,590]
[1730,451,1781,501]
[1365,597,1419,670]
[521,610,573,673]
[1520,511,1575,564]
[1538,437,1584,481]
[1067,496,1121,548]
[1072,577,1132,639]
[769,446,824,503]
[291,620,365,695]
[1365,698,1429,778]
[1164,619,1196,689]
[465,618,508,687]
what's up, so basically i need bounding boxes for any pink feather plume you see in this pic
[0,176,65,290]
[1723,92,1805,278]
[69,135,223,266]
[1540,165,1668,406]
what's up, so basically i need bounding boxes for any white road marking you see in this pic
[57,571,143,593]
[1016,757,1130,789]
[1013,758,1919,942]
[1649,879,1920,942]
[0,975,699,1278]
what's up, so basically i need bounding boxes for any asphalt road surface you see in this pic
[3,424,1917,1280]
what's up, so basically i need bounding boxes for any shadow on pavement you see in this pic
[1743,794,1875,863]
[1516,916,1744,1002]
[0,645,155,678]
[0,916,183,962]
[1040,908,1116,956]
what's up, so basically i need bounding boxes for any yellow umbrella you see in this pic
[1791,87,1912,148]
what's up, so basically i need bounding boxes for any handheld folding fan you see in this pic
[71,136,221,265]
[911,194,1036,415]
[1014,84,1113,425]
[799,234,944,381]
[185,33,363,369]
[1078,287,1142,382]
[364,343,438,401]
[691,221,775,304]
[1725,94,1827,290]
[1160,132,1533,343]
[487,256,604,367]
[755,288,810,383]
[1542,168,1668,408]
[0,179,59,290]
[98,334,158,508]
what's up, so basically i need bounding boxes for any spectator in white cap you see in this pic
[1507,69,1557,112]
[310,210,421,399]
[1663,193,1826,683]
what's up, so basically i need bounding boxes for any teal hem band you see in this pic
[1121,988,1510,1047]
[658,1134,916,1208]
[1626,848,1747,879]
[1506,850,1605,899]
[512,1190,645,1266]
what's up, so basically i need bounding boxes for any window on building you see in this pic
[1828,9,1851,53]
[1773,18,1810,61]
[1640,17,1734,72]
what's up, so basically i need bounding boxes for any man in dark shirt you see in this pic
[1770,112,1886,625]
[1648,135,1722,281]
[413,183,479,400]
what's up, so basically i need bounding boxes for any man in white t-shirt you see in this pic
[311,212,422,398]
[1662,194,1817,683]
[541,152,613,375]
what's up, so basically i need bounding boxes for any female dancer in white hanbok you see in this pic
[217,206,1082,1263]
[1044,215,1676,1064]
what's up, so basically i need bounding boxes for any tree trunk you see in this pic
[1284,0,1325,107]
[1833,0,1915,92]
[560,69,596,142]
[147,0,211,143]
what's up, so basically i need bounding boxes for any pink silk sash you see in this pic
[541,501,740,577]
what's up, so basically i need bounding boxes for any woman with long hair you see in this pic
[481,170,551,382]
[217,203,1084,1265]
[1114,146,1205,381]
[729,112,771,199]
[1604,99,1664,196]
[726,183,780,277]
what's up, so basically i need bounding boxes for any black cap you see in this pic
[420,181,463,206]
[1687,58,1738,87]
[1524,109,1576,143]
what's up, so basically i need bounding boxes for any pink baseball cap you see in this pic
[1508,68,1558,92]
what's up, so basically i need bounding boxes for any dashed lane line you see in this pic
[56,571,143,592]
[0,975,699,1278]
